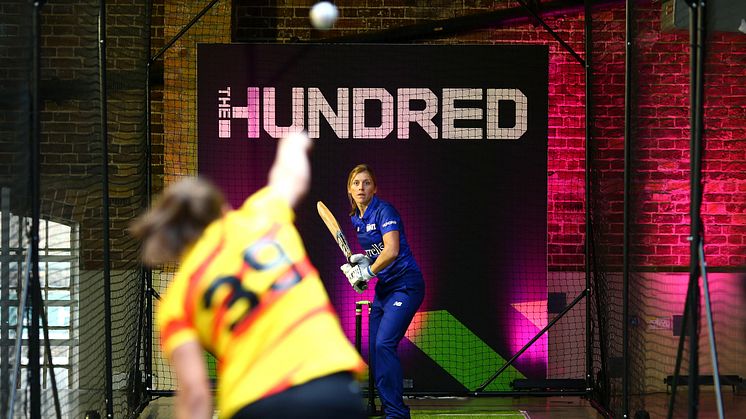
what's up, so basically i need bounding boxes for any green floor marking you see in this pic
[406,310,526,391]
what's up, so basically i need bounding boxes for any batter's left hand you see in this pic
[340,263,375,293]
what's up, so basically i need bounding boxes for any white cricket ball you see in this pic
[309,1,338,30]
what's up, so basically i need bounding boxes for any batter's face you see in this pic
[349,171,377,207]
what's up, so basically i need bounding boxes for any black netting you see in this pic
[3,1,740,418]
[148,0,231,392]
[0,1,148,417]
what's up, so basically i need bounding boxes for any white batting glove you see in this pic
[340,262,375,293]
[349,253,372,268]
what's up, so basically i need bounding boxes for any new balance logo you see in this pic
[393,301,403,307]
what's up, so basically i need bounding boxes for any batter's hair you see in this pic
[130,177,225,266]
[347,164,377,216]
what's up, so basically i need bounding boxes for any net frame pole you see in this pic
[29,1,44,417]
[39,286,62,419]
[475,289,589,393]
[97,1,114,417]
[583,0,594,396]
[321,0,623,44]
[667,281,691,419]
[141,0,155,402]
[150,0,221,63]
[669,1,710,417]
[1,189,10,416]
[6,246,31,419]
[28,6,63,416]
[622,0,634,415]
[667,3,702,414]
[686,0,704,415]
[698,241,724,418]
[515,0,585,66]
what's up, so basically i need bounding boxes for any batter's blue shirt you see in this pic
[350,195,420,284]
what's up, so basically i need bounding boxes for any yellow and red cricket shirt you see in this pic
[157,186,363,418]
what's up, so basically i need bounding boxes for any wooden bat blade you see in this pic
[316,201,352,259]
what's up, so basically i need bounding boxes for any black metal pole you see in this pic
[141,0,155,401]
[583,0,594,395]
[6,248,32,419]
[322,0,623,44]
[98,1,114,418]
[698,241,724,418]
[666,2,708,417]
[150,0,221,63]
[39,297,62,419]
[666,279,691,419]
[687,0,706,416]
[1,189,9,416]
[515,0,585,66]
[622,0,634,416]
[29,1,43,417]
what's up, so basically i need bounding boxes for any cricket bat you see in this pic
[316,201,352,262]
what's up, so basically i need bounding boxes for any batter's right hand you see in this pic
[348,253,372,267]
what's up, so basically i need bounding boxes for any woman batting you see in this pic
[341,164,426,419]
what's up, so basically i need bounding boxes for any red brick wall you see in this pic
[613,3,745,269]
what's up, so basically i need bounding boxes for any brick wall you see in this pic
[161,1,231,184]
[593,3,746,270]
[34,1,150,271]
[230,0,745,271]
[0,1,151,271]
[37,2,108,270]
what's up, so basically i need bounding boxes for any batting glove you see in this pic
[340,263,375,293]
[349,253,372,267]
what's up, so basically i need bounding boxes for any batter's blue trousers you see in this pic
[370,271,425,419]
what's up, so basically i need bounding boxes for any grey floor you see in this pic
[138,390,744,418]
[138,394,601,418]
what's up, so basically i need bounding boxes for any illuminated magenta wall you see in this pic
[477,2,746,270]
